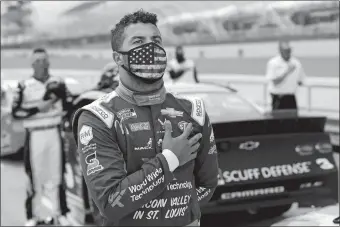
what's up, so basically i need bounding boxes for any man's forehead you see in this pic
[279,42,291,50]
[32,52,48,60]
[124,23,161,39]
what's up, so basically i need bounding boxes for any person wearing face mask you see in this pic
[167,45,199,84]
[11,48,72,226]
[266,41,306,111]
[72,10,218,227]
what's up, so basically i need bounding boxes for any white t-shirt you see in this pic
[266,55,306,95]
[167,58,196,84]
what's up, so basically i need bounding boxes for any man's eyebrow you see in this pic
[152,35,162,40]
[130,36,145,40]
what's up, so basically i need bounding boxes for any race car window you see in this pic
[179,92,260,117]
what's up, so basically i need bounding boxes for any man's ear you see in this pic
[112,52,124,66]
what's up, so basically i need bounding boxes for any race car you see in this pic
[62,82,338,225]
[0,69,85,157]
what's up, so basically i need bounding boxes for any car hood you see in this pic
[208,111,265,124]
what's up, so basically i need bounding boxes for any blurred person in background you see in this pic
[266,41,306,111]
[167,45,199,84]
[72,10,218,226]
[11,48,72,226]
[95,62,120,92]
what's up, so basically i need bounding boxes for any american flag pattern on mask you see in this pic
[129,43,167,79]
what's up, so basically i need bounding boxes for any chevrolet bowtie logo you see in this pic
[239,141,260,151]
[161,108,183,118]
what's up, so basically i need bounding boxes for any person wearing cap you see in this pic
[265,41,306,111]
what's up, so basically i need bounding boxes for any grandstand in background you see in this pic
[1,1,339,48]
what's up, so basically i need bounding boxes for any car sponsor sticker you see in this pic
[220,162,312,183]
[221,186,285,200]
[117,108,137,122]
[161,108,183,118]
[134,138,153,151]
[316,158,334,170]
[295,144,314,156]
[85,151,104,176]
[239,141,260,151]
[129,122,151,132]
[178,121,189,131]
[79,125,93,146]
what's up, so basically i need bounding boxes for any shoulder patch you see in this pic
[180,96,205,126]
[82,101,114,128]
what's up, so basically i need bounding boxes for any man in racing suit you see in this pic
[72,10,218,226]
[11,48,72,226]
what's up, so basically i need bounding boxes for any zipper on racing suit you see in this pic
[148,106,159,154]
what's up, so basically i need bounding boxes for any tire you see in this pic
[252,204,292,219]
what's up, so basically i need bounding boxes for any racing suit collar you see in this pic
[115,81,166,106]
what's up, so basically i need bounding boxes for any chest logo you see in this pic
[129,122,151,132]
[161,108,183,118]
[117,108,137,122]
[134,138,153,151]
[178,121,189,132]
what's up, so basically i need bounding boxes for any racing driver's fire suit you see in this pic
[12,76,71,220]
[72,83,218,226]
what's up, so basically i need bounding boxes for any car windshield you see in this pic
[178,92,260,120]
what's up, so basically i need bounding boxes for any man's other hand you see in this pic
[37,98,56,112]
[162,120,202,166]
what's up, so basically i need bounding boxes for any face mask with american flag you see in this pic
[119,42,167,81]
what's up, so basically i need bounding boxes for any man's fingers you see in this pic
[188,152,198,162]
[163,120,172,140]
[180,123,192,139]
[188,133,202,146]
[190,143,200,153]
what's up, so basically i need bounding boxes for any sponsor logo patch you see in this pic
[135,138,153,151]
[81,143,97,153]
[195,99,203,117]
[210,130,215,143]
[85,151,104,176]
[90,105,109,119]
[79,125,93,146]
[178,121,189,131]
[129,122,151,132]
[108,189,126,208]
[157,139,163,147]
[117,108,137,122]
[208,145,217,154]
[82,103,114,128]
[161,108,183,118]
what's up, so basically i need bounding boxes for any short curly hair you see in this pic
[110,9,158,52]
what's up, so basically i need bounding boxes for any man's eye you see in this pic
[154,40,162,44]
[133,40,143,44]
